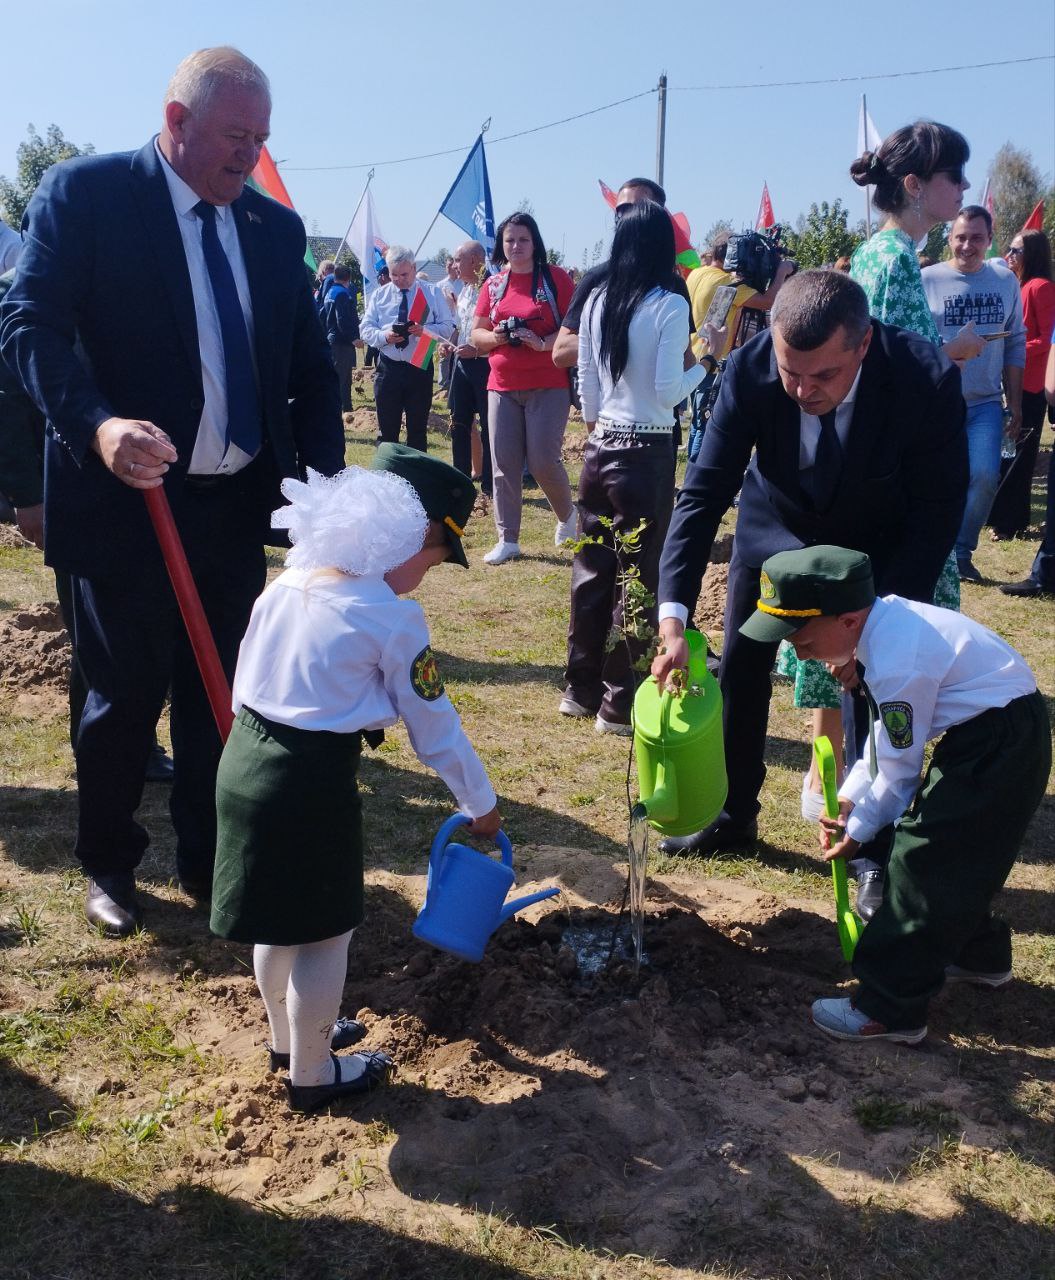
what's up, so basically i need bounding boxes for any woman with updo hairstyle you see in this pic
[780,120,985,823]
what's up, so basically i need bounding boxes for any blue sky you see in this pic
[3,0,1053,264]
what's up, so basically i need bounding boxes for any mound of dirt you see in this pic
[0,602,70,694]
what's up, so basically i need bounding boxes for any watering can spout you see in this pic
[498,886,561,924]
[643,759,678,826]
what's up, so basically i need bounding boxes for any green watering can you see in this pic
[633,630,728,836]
[813,734,861,962]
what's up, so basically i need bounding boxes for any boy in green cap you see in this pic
[211,448,501,1110]
[741,545,1050,1044]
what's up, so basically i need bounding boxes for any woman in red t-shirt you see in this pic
[471,213,577,564]
[990,229,1055,538]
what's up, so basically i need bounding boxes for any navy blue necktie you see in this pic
[811,409,843,510]
[194,200,261,457]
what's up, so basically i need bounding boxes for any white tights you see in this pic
[253,929,354,1086]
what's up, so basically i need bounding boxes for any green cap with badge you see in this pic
[371,443,476,569]
[739,545,876,644]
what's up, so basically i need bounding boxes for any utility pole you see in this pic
[655,72,667,187]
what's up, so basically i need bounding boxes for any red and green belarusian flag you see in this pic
[248,144,317,272]
[407,288,438,370]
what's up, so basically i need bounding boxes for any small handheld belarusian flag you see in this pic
[407,288,437,370]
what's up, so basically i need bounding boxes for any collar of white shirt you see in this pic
[798,364,864,467]
[153,137,233,228]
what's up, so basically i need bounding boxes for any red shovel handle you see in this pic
[143,487,234,744]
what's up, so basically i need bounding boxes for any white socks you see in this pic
[253,929,354,1086]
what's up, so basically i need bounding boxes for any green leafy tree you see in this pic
[988,143,1045,251]
[0,124,94,229]
[700,219,735,253]
[921,223,950,263]
[781,199,864,268]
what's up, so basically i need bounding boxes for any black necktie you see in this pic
[194,201,261,456]
[395,288,410,347]
[855,659,879,779]
[811,409,843,510]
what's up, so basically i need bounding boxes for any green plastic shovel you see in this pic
[813,734,861,963]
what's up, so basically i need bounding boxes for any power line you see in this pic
[281,88,657,172]
[674,54,1053,92]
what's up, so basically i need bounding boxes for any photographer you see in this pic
[694,229,796,360]
[471,212,577,564]
[360,246,454,451]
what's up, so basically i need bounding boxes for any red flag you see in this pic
[598,179,618,210]
[755,182,775,231]
[1022,200,1044,232]
[251,144,297,209]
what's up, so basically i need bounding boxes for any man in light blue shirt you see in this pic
[922,206,1025,581]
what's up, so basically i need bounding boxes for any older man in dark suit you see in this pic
[653,270,967,856]
[0,47,344,934]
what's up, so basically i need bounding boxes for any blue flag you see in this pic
[439,134,495,257]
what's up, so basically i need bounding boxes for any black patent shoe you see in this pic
[267,1018,368,1072]
[284,1050,393,1114]
[658,818,758,857]
[85,875,143,938]
[855,868,885,922]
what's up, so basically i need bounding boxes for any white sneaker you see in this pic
[800,772,826,822]
[811,997,927,1045]
[595,714,633,738]
[559,695,595,718]
[483,540,522,565]
[944,964,1013,988]
[555,513,578,546]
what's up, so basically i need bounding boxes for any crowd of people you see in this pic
[0,45,1052,1107]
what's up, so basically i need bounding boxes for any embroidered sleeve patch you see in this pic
[880,701,914,749]
[411,646,444,702]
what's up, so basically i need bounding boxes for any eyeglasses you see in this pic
[1007,246,1023,257]
[934,167,965,185]
[614,202,635,222]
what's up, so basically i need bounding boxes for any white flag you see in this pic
[857,96,882,157]
[347,187,388,298]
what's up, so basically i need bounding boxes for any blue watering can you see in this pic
[412,814,561,962]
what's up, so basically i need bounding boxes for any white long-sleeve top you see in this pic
[841,595,1037,844]
[232,569,497,818]
[577,286,706,427]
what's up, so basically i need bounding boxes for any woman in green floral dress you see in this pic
[786,120,985,817]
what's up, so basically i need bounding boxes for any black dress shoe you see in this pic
[267,1018,369,1072]
[855,868,885,922]
[144,742,174,783]
[284,1050,392,1114]
[658,818,758,857]
[85,875,143,937]
[1000,577,1049,598]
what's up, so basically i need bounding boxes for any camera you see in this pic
[724,226,797,293]
[496,316,528,346]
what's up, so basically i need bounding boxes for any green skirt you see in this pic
[211,707,364,945]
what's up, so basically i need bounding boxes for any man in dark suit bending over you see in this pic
[652,270,967,856]
[0,47,344,934]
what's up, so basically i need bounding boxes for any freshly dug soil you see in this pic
[0,602,70,694]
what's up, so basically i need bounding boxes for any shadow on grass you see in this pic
[0,1162,536,1280]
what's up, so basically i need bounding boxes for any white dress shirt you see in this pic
[841,595,1037,843]
[659,365,864,626]
[232,569,497,818]
[155,140,258,475]
[360,281,455,362]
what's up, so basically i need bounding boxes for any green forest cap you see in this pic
[740,545,875,643]
[371,443,476,568]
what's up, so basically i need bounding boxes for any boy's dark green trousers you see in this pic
[853,690,1051,1030]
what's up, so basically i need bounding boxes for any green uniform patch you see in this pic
[411,647,444,702]
[880,701,914,749]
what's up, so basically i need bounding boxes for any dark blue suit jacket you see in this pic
[659,320,968,611]
[0,139,343,579]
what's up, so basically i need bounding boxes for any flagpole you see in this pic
[416,119,493,262]
[331,168,375,268]
[862,95,873,240]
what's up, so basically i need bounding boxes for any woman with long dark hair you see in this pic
[471,212,576,564]
[561,200,705,734]
[988,229,1055,539]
